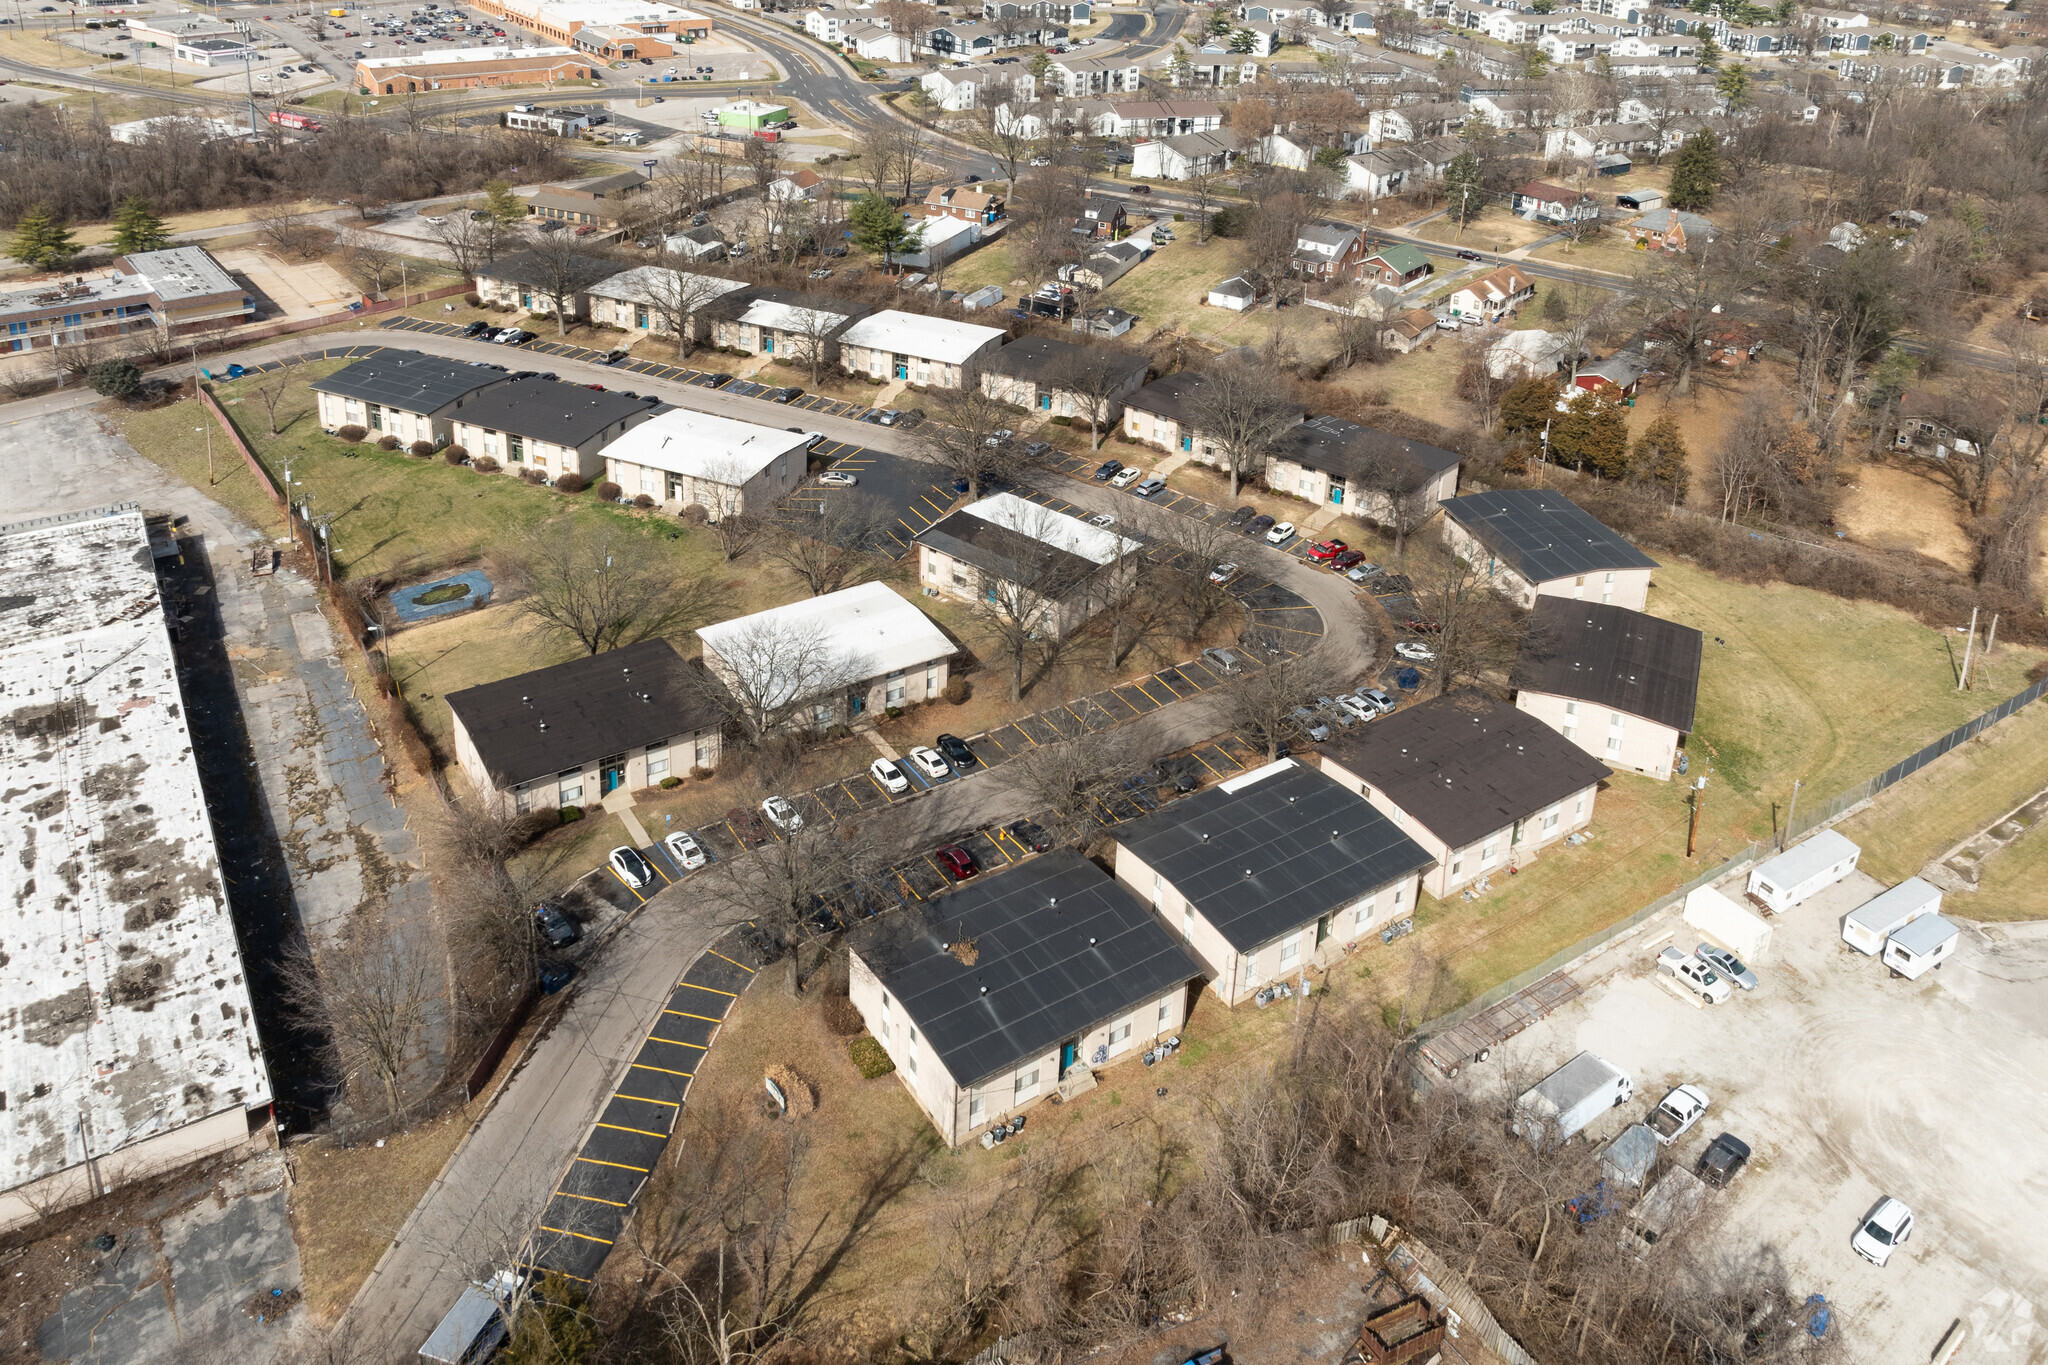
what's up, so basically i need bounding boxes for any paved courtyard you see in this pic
[1480,866,2048,1362]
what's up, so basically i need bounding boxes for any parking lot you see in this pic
[1482,868,2048,1360]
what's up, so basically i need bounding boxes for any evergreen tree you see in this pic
[1716,61,1751,110]
[8,203,77,269]
[1629,411,1690,500]
[1696,34,1723,68]
[112,196,171,254]
[1667,129,1721,210]
[1166,41,1193,86]
[1516,41,1549,78]
[1443,149,1484,227]
[849,191,922,268]
[1499,374,1562,461]
[1229,25,1257,51]
[1550,387,1631,477]
[498,1274,596,1365]
[89,358,144,401]
[482,179,526,227]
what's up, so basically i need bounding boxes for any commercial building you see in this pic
[470,0,713,43]
[915,492,1140,639]
[448,638,726,815]
[586,266,747,340]
[1,247,253,358]
[1318,692,1611,900]
[1111,759,1433,1005]
[353,44,592,94]
[849,851,1199,1146]
[979,334,1148,421]
[837,310,1007,388]
[448,377,658,481]
[311,349,513,447]
[176,34,261,64]
[1512,598,1702,781]
[0,504,273,1232]
[713,99,790,130]
[598,406,808,518]
[697,582,954,728]
[1440,489,1660,611]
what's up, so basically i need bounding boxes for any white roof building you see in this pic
[598,407,808,484]
[838,310,1007,364]
[587,267,747,307]
[957,491,1140,565]
[729,294,851,335]
[697,582,955,707]
[356,43,579,70]
[0,505,270,1228]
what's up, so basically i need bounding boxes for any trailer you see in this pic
[419,1285,506,1364]
[1418,971,1581,1078]
[1513,1051,1633,1147]
[1881,911,1959,979]
[1746,830,1860,914]
[1842,876,1940,956]
[1625,1167,1705,1252]
[1599,1122,1658,1188]
[267,108,323,131]
[1683,884,1773,962]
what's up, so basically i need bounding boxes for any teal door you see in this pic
[1060,1040,1078,1078]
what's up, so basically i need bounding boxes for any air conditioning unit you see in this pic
[923,586,938,597]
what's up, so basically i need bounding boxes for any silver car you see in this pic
[1695,942,1758,990]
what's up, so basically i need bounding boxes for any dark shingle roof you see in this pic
[1512,599,1702,733]
[851,851,1200,1088]
[1125,370,1306,429]
[914,509,1101,590]
[1441,489,1659,585]
[1319,692,1612,849]
[452,377,654,449]
[445,638,725,789]
[1109,760,1432,953]
[1273,415,1461,495]
[476,249,618,290]
[981,335,1146,387]
[310,349,505,414]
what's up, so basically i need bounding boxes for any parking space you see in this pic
[797,445,956,559]
[1481,870,2048,1359]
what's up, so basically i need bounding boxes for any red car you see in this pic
[726,807,769,845]
[936,846,979,881]
[1406,615,1443,633]
[1306,539,1348,562]
[1330,549,1366,571]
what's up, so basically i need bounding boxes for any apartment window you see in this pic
[1158,1001,1171,1027]
[1482,836,1499,867]
[1108,1019,1133,1053]
[642,469,662,495]
[558,769,584,804]
[646,745,670,779]
[1014,1066,1040,1100]
[1240,955,1257,991]
[1576,793,1588,817]
[1151,872,1165,907]
[1543,806,1559,831]
[1279,933,1301,967]
[926,664,939,695]
[1183,905,1194,943]
[969,1094,984,1124]
[695,737,713,767]
[1562,725,1577,741]
[1607,734,1623,754]
[1353,895,1375,930]
[1564,701,1579,718]
[886,671,906,705]
[1450,854,1463,878]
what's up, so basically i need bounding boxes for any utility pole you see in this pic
[1957,606,1978,691]
[1781,778,1799,850]
[195,423,214,486]
[1686,772,1708,857]
[1982,613,1999,677]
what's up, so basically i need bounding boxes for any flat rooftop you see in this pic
[356,43,578,68]
[0,505,271,1194]
[119,246,242,304]
[697,582,953,698]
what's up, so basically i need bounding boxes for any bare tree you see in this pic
[966,100,1038,184]
[640,257,740,361]
[919,384,1023,496]
[501,526,730,655]
[1214,635,1349,760]
[707,511,765,563]
[1047,346,1146,452]
[1155,511,1249,645]
[249,349,304,436]
[515,227,618,337]
[431,210,511,278]
[698,615,875,748]
[779,299,847,388]
[1184,358,1299,497]
[258,205,322,258]
[998,726,1145,843]
[759,491,894,596]
[959,499,1106,701]
[1409,541,1526,695]
[1627,237,1751,396]
[341,232,402,298]
[278,921,438,1121]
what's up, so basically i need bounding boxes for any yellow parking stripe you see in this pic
[1191,750,1225,776]
[595,1120,669,1140]
[616,1092,680,1108]
[556,1190,629,1208]
[631,1062,693,1078]
[648,1034,708,1049]
[574,1155,651,1173]
[608,867,648,902]
[521,1264,593,1283]
[676,981,738,998]
[1154,671,1189,699]
[663,1009,724,1023]
[707,949,756,973]
[542,1225,616,1245]
[1137,679,1174,705]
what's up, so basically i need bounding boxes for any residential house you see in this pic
[919,62,1034,109]
[1292,222,1367,281]
[1381,308,1439,352]
[1131,129,1241,180]
[924,184,1007,224]
[599,407,809,519]
[767,167,825,203]
[1367,100,1467,141]
[1512,180,1602,225]
[1342,146,1422,201]
[1266,414,1461,521]
[1629,207,1715,251]
[1440,488,1659,610]
[848,851,1199,1146]
[1544,121,1660,161]
[1111,759,1434,1005]
[1206,275,1265,311]
[662,224,728,263]
[1317,692,1611,900]
[1484,328,1569,379]
[1360,243,1432,288]
[980,334,1148,420]
[1065,240,1149,291]
[837,310,1008,387]
[1046,53,1144,96]
[474,249,617,320]
[1073,305,1137,338]
[915,492,1141,638]
[1073,191,1130,240]
[310,349,511,447]
[1122,369,1306,457]
[1572,349,1645,397]
[697,581,955,728]
[707,286,864,362]
[448,377,658,481]
[841,22,913,58]
[802,6,876,42]
[1512,598,1701,781]
[897,216,986,270]
[1107,99,1224,138]
[1445,264,1536,322]
[448,638,726,817]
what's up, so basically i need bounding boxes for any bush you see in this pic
[472,454,500,473]
[689,764,714,781]
[555,472,587,494]
[634,493,655,509]
[510,810,558,846]
[943,675,969,705]
[885,705,903,720]
[337,424,368,442]
[445,443,469,462]
[680,503,710,525]
[559,804,584,823]
[464,292,483,307]
[412,441,438,458]
[89,358,144,400]
[821,994,864,1037]
[378,435,401,451]
[596,480,622,501]
[659,774,683,789]
[848,1035,895,1078]
[520,468,547,485]
[1050,414,1073,426]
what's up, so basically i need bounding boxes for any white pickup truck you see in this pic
[1647,1084,1709,1146]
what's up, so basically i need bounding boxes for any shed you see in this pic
[1682,885,1772,963]
[1745,830,1860,914]
[1616,189,1663,210]
[1882,913,1959,980]
[1842,877,1941,956]
[1600,1123,1658,1187]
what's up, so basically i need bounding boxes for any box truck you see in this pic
[1746,830,1859,914]
[1513,1052,1634,1147]
[1683,884,1773,962]
[1842,876,1940,956]
[1882,913,1959,979]
[419,1284,507,1363]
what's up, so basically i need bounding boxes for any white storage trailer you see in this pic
[1746,830,1860,914]
[1683,884,1774,962]
[420,1285,507,1364]
[1513,1051,1634,1147]
[1842,876,1941,956]
[1882,912,1960,979]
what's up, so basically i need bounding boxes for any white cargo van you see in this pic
[1842,876,1940,956]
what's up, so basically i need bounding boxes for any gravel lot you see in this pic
[1478,867,2048,1362]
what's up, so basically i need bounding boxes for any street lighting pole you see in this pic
[195,424,214,486]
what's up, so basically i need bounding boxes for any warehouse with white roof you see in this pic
[599,407,808,519]
[0,505,271,1231]
[697,582,955,729]
[837,309,1008,388]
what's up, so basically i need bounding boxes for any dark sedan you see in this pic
[935,733,979,769]
[1245,514,1275,538]
[1007,819,1052,852]
[1092,459,1123,481]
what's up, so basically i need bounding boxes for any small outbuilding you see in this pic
[1842,876,1941,956]
[1745,830,1860,914]
[1882,913,1959,980]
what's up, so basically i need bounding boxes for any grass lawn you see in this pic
[0,32,101,67]
[937,239,1022,294]
[1412,556,2048,1003]
[1095,237,1344,356]
[1529,225,1650,276]
[1969,801,2048,921]
[1408,209,1553,254]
